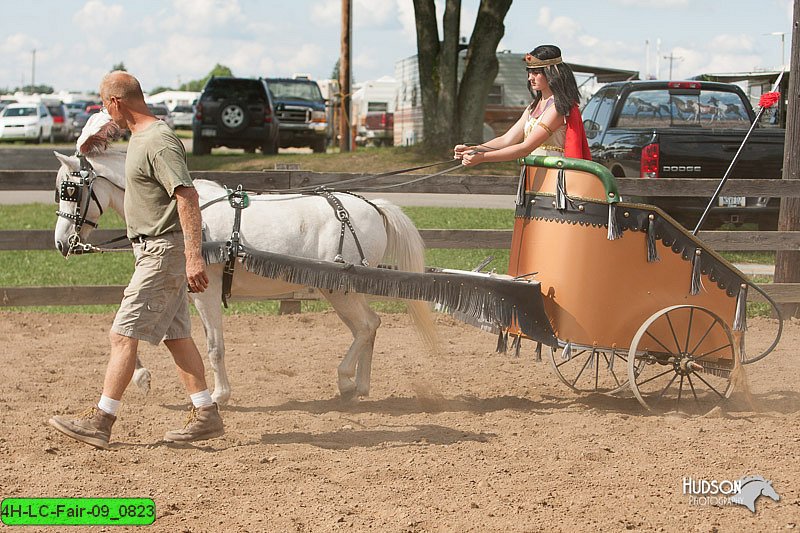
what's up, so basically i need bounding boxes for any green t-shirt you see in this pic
[124,121,193,238]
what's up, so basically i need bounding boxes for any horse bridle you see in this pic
[56,154,107,255]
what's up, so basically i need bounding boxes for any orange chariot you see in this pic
[501,155,782,412]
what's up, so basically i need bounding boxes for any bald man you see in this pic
[49,71,223,449]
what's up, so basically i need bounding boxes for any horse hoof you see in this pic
[339,389,358,403]
[132,368,151,395]
[212,391,230,406]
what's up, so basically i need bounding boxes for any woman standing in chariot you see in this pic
[454,44,591,165]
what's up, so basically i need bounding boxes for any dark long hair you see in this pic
[527,45,581,116]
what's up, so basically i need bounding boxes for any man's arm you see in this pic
[174,186,209,293]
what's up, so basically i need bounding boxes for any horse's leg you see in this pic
[324,291,381,401]
[190,269,231,405]
[131,357,151,394]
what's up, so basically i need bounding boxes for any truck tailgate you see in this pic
[657,129,783,179]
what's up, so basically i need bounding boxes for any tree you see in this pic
[112,62,127,72]
[412,0,512,153]
[179,64,233,92]
[15,84,54,94]
[149,86,174,95]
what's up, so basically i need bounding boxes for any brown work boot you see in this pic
[164,403,224,443]
[49,407,116,450]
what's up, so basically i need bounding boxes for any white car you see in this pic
[171,105,194,129]
[0,103,54,143]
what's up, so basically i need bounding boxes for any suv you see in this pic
[192,77,280,155]
[265,77,328,153]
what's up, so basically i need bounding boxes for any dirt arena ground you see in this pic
[0,310,797,532]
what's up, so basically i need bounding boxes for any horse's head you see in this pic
[53,152,117,257]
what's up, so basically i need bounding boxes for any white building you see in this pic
[145,90,200,110]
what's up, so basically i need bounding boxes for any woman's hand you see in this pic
[453,144,471,160]
[461,150,484,167]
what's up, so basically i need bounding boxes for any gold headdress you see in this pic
[524,53,563,68]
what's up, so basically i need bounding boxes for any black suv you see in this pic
[265,77,328,153]
[192,77,280,155]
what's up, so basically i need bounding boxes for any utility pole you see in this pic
[774,0,800,317]
[663,51,683,80]
[30,49,36,93]
[767,31,787,67]
[338,0,352,152]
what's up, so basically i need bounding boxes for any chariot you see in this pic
[501,155,783,412]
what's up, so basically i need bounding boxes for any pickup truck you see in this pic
[265,77,329,153]
[356,109,394,147]
[581,80,784,229]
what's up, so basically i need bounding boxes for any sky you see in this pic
[0,0,793,94]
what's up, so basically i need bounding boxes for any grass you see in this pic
[185,143,521,175]
[3,146,779,317]
[0,203,514,314]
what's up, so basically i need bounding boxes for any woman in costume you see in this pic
[454,44,590,165]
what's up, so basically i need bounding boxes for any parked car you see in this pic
[70,110,91,139]
[45,102,73,142]
[171,105,194,129]
[265,76,328,153]
[192,76,280,155]
[0,103,54,143]
[582,80,785,229]
[147,103,174,129]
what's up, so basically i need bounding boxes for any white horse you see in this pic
[53,139,436,405]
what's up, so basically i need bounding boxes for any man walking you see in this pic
[50,71,223,449]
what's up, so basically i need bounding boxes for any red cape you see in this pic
[564,104,591,160]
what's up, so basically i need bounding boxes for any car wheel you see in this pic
[192,137,210,156]
[311,138,327,153]
[244,146,256,154]
[218,101,249,133]
[262,137,279,155]
[48,129,55,144]
[35,129,43,144]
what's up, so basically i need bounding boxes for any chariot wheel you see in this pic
[627,305,736,412]
[549,343,632,394]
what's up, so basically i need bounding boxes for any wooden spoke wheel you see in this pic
[627,305,736,412]
[549,343,632,394]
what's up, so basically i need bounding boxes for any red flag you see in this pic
[759,91,780,109]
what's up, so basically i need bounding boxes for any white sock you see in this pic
[190,390,214,408]
[97,395,121,416]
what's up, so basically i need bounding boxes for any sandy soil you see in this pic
[0,310,798,532]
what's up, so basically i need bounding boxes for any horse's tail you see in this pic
[372,199,439,351]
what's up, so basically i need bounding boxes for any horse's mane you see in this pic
[77,112,123,155]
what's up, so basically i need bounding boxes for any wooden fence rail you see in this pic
[2,170,798,307]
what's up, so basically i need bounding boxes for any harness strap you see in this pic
[314,188,369,266]
[221,186,249,307]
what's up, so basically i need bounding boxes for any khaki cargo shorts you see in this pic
[111,231,192,345]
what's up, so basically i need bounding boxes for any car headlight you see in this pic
[311,110,326,123]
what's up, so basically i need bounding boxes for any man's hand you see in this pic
[186,252,209,293]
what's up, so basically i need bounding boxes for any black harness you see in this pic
[221,185,249,307]
[210,185,376,308]
[56,154,103,233]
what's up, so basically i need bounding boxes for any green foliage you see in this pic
[149,86,174,95]
[179,64,234,92]
[111,62,127,72]
[16,84,54,94]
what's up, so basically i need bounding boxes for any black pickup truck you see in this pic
[582,80,784,229]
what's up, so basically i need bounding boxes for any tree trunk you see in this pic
[413,0,460,153]
[774,0,800,318]
[457,0,513,144]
